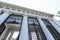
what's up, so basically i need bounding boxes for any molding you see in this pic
[0,2,54,17]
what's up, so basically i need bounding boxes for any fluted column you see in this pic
[0,11,11,40]
[37,17,55,40]
[52,19,60,27]
[48,19,60,34]
[19,15,29,40]
[0,11,11,25]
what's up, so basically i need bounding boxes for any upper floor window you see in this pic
[42,19,50,26]
[6,14,23,24]
[28,17,39,26]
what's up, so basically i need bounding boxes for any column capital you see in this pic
[19,14,29,40]
[23,14,28,17]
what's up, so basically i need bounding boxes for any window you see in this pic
[28,17,47,40]
[6,14,23,24]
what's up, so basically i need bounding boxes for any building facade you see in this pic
[0,2,60,40]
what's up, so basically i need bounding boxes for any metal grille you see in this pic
[6,14,23,24]
[28,17,47,40]
[42,19,60,40]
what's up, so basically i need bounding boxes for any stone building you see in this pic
[0,2,60,40]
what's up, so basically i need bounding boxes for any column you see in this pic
[52,19,60,27]
[0,11,11,25]
[0,11,11,40]
[38,17,55,40]
[19,15,29,40]
[48,19,60,34]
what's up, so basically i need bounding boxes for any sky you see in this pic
[0,0,60,14]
